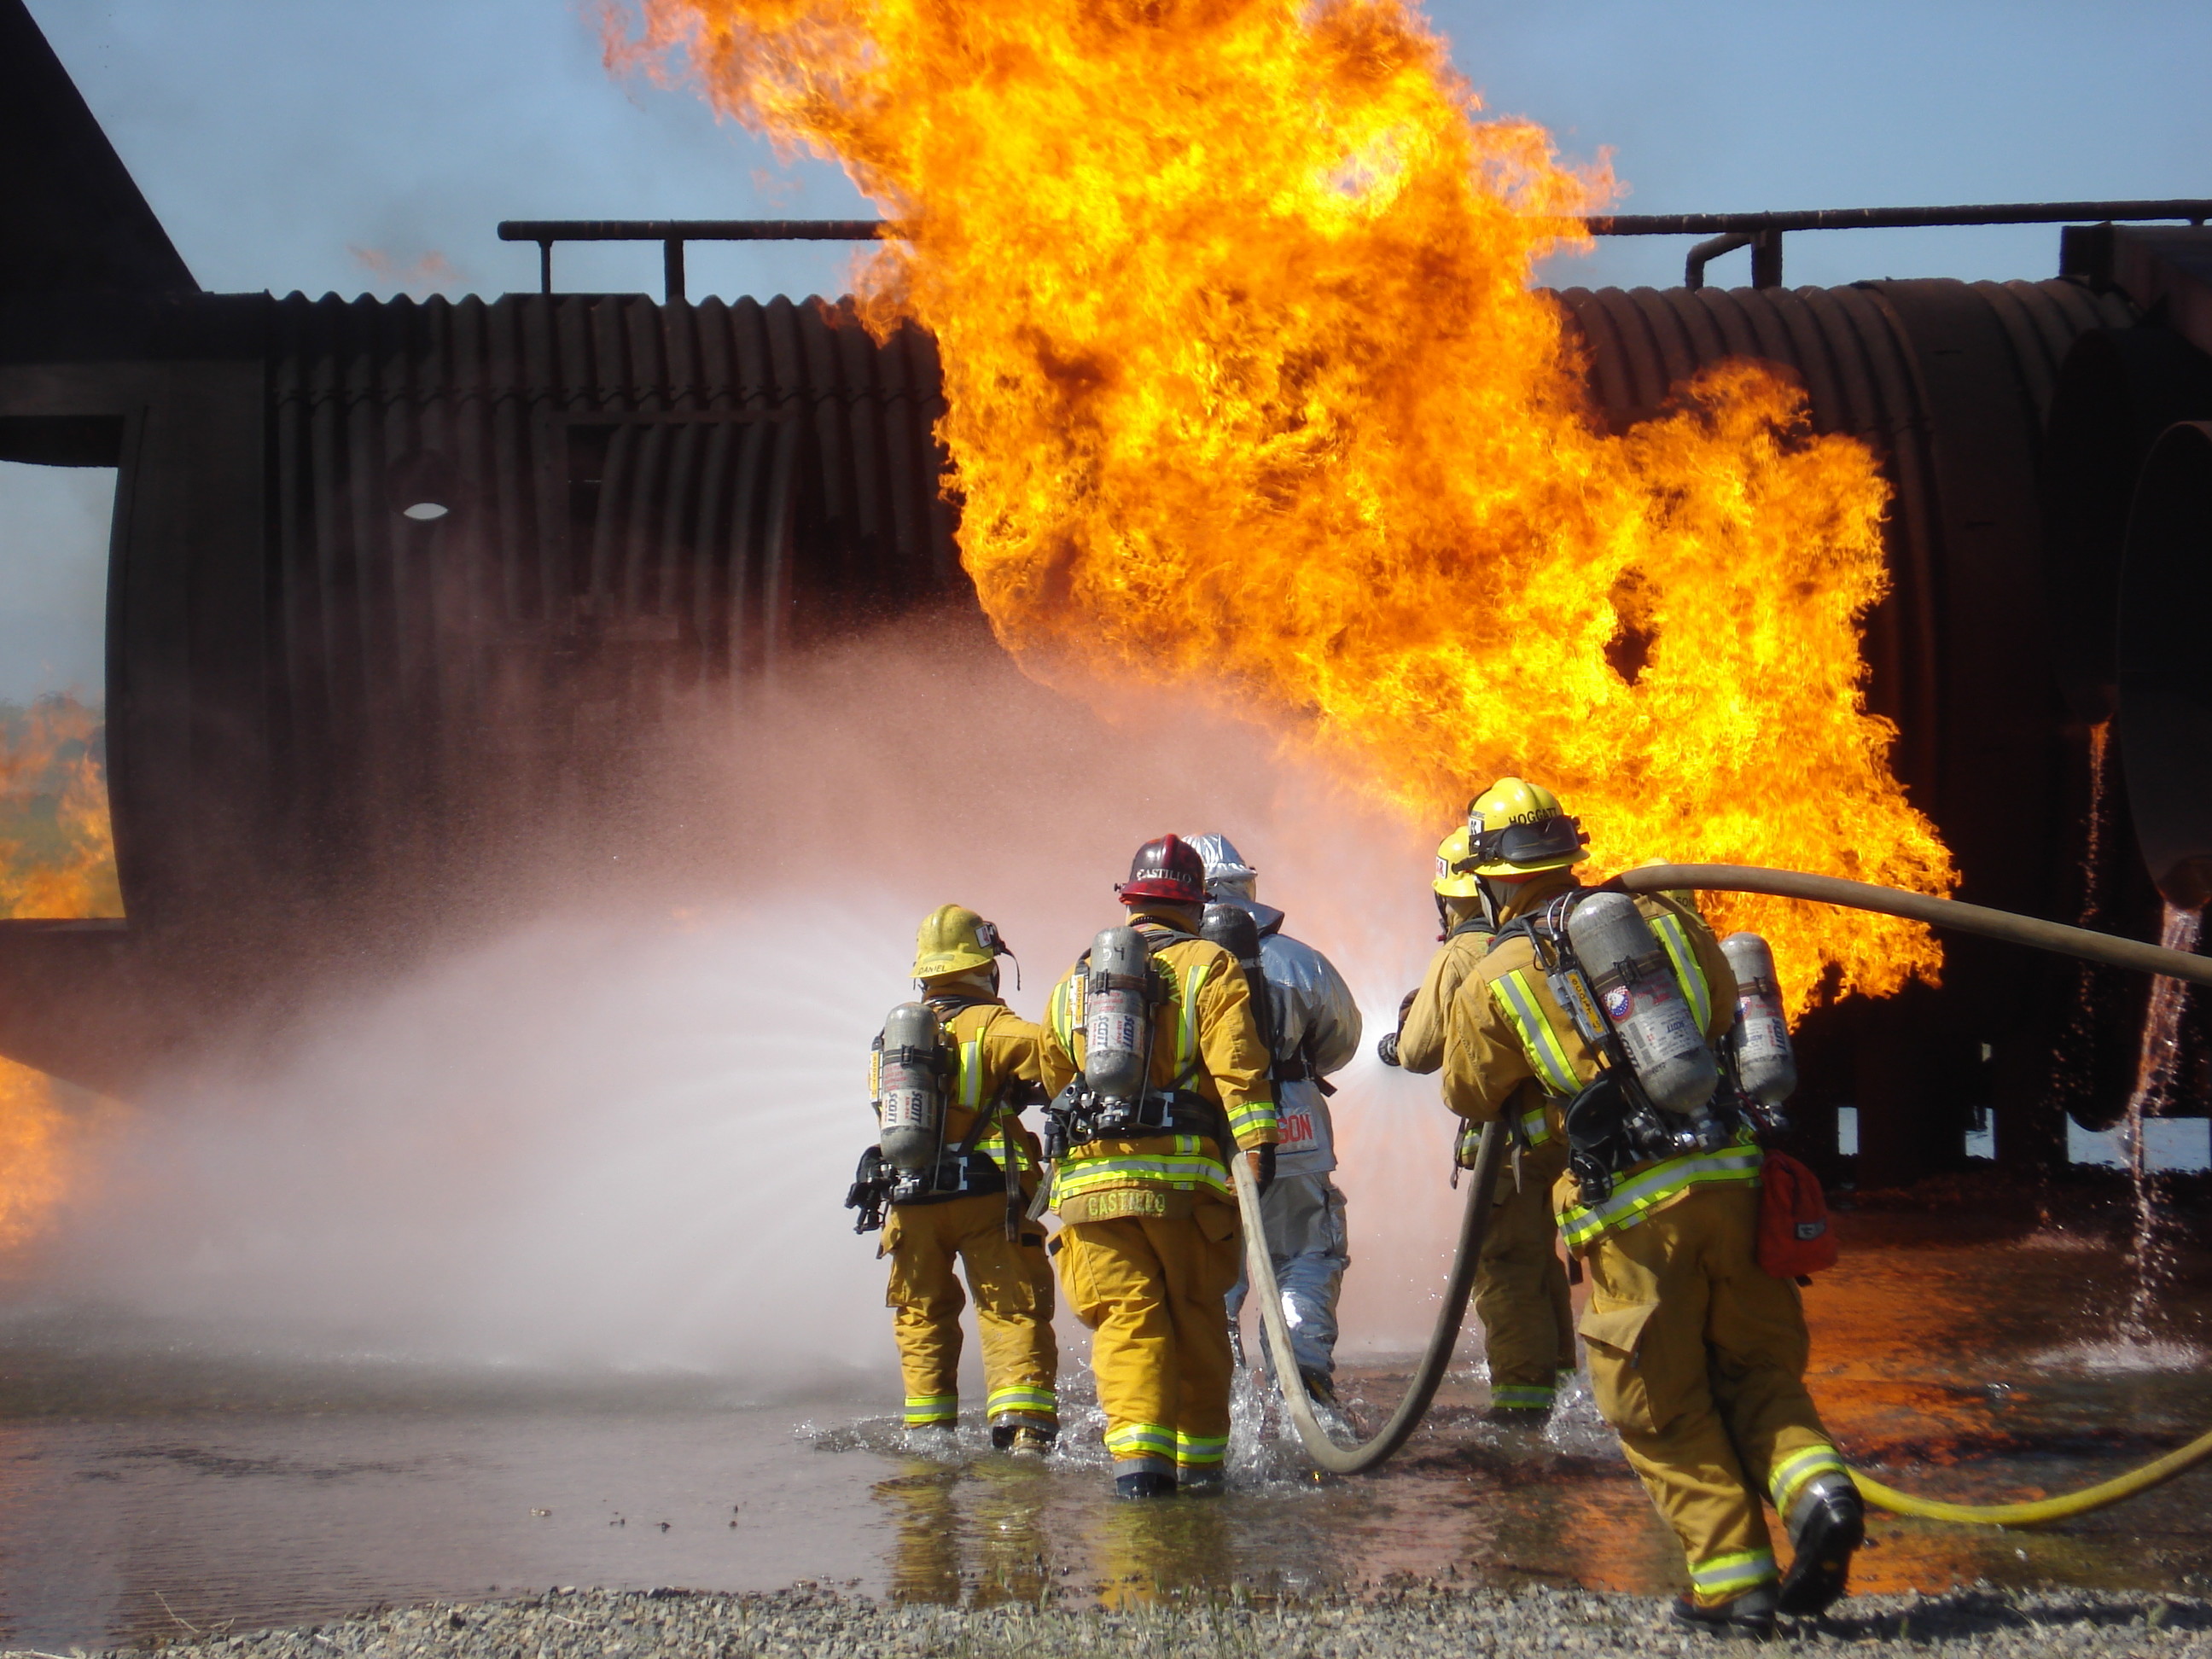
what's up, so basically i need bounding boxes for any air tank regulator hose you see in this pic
[1231,861,2212,1520]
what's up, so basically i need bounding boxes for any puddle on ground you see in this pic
[0,1211,2207,1650]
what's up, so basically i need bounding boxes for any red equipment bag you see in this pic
[1756,1150,1839,1281]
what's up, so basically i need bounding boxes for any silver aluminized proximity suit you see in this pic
[1215,893,1363,1380]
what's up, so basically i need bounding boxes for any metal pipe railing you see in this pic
[1586,199,2212,236]
[499,219,896,300]
[499,199,2212,300]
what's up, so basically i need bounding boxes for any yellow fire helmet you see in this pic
[911,904,1010,981]
[1433,828,1487,897]
[1458,776,1590,877]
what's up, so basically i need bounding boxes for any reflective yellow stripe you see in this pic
[987,1385,1057,1417]
[1518,1103,1552,1146]
[1557,1140,1763,1249]
[951,1010,1022,1172]
[1225,1099,1278,1139]
[1067,978,1084,1052]
[1690,1549,1776,1594]
[904,1394,957,1423]
[1492,969,1581,1096]
[1647,908,1713,1033]
[1173,1431,1229,1466]
[1770,1443,1849,1513]
[1056,1160,1227,1191]
[975,1124,1022,1174]
[1106,1423,1176,1456]
[1054,1135,1228,1198]
[1490,1383,1556,1410]
[1178,962,1206,1074]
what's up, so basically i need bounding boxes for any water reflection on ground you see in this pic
[0,1208,2206,1650]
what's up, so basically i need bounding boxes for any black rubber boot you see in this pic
[1114,1471,1178,1500]
[1177,1467,1226,1496]
[1670,1584,1777,1639]
[1777,1477,1864,1616]
[1298,1367,1339,1408]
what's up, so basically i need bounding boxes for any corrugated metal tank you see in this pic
[254,291,957,907]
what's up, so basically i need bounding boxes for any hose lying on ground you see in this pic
[1228,1118,1504,1474]
[1239,861,2212,1519]
[1848,1429,2212,1527]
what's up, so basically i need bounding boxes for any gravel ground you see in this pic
[50,1582,2212,1658]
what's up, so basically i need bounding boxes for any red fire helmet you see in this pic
[1117,834,1207,905]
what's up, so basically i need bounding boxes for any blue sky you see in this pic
[4,0,2208,703]
[25,0,2212,300]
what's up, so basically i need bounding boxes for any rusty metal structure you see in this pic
[3,0,2210,1188]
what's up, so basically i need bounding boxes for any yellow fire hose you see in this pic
[1231,861,2212,1527]
[1848,1431,2212,1527]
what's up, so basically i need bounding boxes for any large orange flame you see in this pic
[0,694,122,921]
[0,694,124,1257]
[0,1063,96,1257]
[619,0,1953,1011]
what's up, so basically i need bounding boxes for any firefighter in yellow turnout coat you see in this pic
[1382,825,1575,1417]
[872,906,1059,1452]
[1438,780,1862,1636]
[1040,835,1277,1499]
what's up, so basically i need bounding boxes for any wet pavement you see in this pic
[1,1205,2208,1651]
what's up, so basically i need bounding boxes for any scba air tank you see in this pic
[1564,892,1720,1116]
[1083,927,1152,1105]
[1721,932,1798,1105]
[1200,902,1275,1050]
[875,1001,946,1175]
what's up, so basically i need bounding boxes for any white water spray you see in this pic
[3,629,1473,1390]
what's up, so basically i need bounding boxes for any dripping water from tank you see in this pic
[2052,724,2116,1129]
[2119,900,2203,1339]
[2083,723,2112,899]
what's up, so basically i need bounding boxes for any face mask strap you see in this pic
[974,920,1019,991]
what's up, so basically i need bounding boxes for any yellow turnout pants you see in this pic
[1055,1197,1243,1476]
[882,1191,1058,1429]
[1476,1137,1577,1408]
[1572,1181,1848,1607]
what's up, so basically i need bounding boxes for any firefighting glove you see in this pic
[1254,1143,1277,1194]
[1453,1121,1483,1171]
